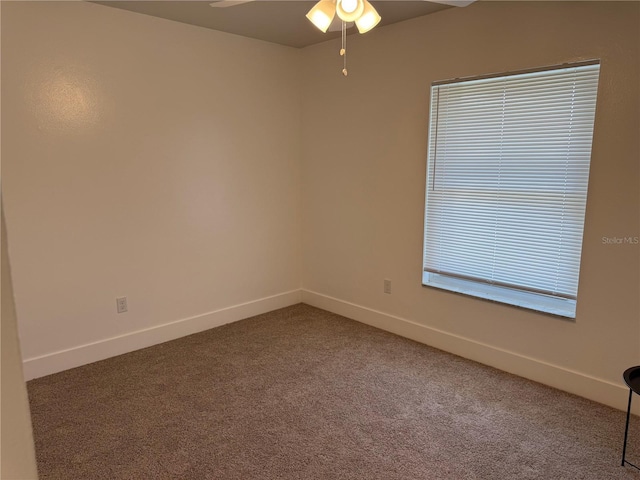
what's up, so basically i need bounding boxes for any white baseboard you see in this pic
[23,290,302,380]
[301,289,639,415]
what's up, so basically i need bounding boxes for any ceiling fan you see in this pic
[209,0,477,75]
[210,0,476,7]
[210,0,476,31]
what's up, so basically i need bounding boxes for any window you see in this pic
[422,62,600,318]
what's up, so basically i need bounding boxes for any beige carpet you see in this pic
[28,304,640,479]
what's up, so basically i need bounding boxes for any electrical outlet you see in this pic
[384,279,392,294]
[116,297,128,314]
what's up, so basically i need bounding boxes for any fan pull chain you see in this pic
[340,21,348,76]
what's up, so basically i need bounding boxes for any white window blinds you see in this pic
[423,62,600,317]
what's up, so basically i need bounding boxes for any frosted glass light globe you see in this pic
[341,0,358,13]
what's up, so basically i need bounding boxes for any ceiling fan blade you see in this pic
[209,1,255,8]
[425,0,476,6]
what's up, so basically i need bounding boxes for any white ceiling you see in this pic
[94,1,454,48]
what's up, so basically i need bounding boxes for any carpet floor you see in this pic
[28,304,640,479]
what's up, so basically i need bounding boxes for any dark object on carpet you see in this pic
[622,365,640,470]
[28,304,640,479]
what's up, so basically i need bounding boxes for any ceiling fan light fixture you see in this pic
[306,0,337,33]
[355,0,381,34]
[340,0,359,14]
[306,0,385,76]
[335,0,364,23]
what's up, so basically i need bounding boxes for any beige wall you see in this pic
[1,206,39,479]
[2,1,302,376]
[301,1,639,403]
[2,0,638,413]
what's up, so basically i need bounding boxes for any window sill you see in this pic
[422,272,576,319]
